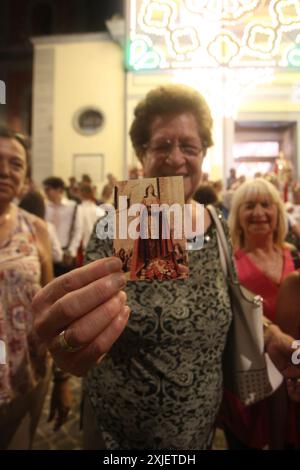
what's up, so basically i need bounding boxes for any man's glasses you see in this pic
[144,139,203,159]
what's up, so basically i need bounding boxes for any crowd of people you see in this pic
[17,173,117,277]
[1,83,300,450]
[0,128,66,449]
[0,142,117,448]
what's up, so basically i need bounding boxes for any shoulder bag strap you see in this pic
[206,204,235,283]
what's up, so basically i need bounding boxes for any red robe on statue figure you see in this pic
[130,184,179,281]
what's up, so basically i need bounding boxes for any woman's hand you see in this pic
[286,378,300,402]
[48,379,73,431]
[33,257,130,376]
[265,324,300,379]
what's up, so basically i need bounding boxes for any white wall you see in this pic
[32,34,300,186]
[32,33,125,189]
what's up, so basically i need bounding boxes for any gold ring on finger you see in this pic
[58,330,81,353]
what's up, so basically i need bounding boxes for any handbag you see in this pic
[207,205,283,405]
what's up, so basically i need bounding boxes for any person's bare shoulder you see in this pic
[33,217,49,240]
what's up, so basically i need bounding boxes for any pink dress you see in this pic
[0,207,49,405]
[234,248,295,322]
[219,247,300,448]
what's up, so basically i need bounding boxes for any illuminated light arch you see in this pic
[128,36,163,70]
[170,67,275,118]
[271,0,300,26]
[170,27,200,55]
[183,0,209,14]
[208,32,240,66]
[128,0,300,76]
[280,42,295,66]
[169,46,218,68]
[245,24,281,59]
[288,44,300,66]
[134,49,162,69]
[128,37,152,67]
[138,0,178,36]
[184,0,261,23]
[126,0,300,120]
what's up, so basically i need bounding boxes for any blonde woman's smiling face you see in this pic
[238,194,278,242]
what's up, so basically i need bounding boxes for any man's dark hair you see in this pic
[82,174,92,183]
[193,184,218,206]
[19,190,46,219]
[43,176,65,190]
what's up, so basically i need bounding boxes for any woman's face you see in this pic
[0,137,27,204]
[147,185,155,196]
[141,112,204,201]
[238,193,279,244]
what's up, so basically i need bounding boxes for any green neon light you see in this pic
[288,45,300,67]
[127,39,161,71]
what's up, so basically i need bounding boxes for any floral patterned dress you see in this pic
[84,212,233,450]
[0,207,48,405]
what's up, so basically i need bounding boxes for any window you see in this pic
[73,107,104,135]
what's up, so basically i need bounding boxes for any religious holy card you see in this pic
[113,176,189,281]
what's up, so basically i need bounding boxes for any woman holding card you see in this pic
[33,85,300,450]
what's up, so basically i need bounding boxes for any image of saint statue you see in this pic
[130,184,182,281]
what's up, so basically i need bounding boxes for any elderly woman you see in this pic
[219,178,300,449]
[0,128,72,448]
[0,130,46,447]
[33,85,300,450]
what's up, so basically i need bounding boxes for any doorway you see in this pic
[234,121,297,179]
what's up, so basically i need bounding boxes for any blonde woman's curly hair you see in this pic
[129,84,214,160]
[228,178,287,249]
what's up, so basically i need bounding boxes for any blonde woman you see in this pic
[219,178,300,449]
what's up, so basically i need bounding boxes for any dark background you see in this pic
[0,0,124,132]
